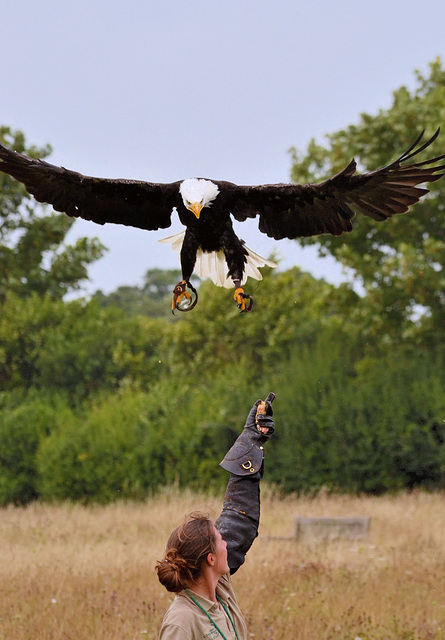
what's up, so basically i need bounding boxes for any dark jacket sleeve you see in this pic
[215,473,261,574]
[215,398,274,574]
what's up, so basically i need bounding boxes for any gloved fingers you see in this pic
[256,414,275,434]
[264,399,274,416]
[257,394,274,417]
[261,392,275,416]
[245,400,262,428]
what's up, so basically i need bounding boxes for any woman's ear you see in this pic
[206,552,215,566]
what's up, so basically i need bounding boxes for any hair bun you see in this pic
[155,513,216,593]
[164,550,191,574]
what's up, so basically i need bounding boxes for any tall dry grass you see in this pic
[1,488,445,639]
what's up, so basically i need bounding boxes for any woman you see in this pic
[155,395,275,640]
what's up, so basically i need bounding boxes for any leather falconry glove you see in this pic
[216,393,275,572]
[220,393,275,478]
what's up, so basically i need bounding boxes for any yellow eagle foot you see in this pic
[172,281,198,313]
[234,287,253,312]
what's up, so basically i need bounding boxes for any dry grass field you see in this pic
[1,488,445,640]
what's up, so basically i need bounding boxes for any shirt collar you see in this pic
[180,589,220,613]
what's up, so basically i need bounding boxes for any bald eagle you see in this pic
[0,130,444,312]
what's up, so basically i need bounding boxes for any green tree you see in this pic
[289,58,445,345]
[159,264,359,384]
[0,126,105,300]
[0,392,70,505]
[268,341,445,494]
[95,268,202,319]
[0,292,167,400]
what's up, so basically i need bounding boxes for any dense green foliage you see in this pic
[1,61,445,505]
[95,268,188,319]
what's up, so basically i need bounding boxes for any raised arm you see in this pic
[215,394,275,573]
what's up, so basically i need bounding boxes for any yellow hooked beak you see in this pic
[191,202,203,219]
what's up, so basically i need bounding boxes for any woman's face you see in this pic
[211,526,229,575]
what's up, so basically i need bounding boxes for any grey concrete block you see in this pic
[295,516,370,541]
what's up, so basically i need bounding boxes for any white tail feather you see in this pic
[159,231,277,289]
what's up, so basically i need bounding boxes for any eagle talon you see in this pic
[172,281,198,313]
[234,287,253,312]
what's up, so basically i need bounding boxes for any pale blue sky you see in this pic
[2,0,445,294]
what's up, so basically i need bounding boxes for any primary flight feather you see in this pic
[0,129,444,312]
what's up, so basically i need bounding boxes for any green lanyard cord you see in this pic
[185,590,239,640]
[216,595,239,640]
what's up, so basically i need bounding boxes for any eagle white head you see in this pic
[179,178,220,219]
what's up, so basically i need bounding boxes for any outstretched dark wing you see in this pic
[0,145,182,231]
[217,130,445,240]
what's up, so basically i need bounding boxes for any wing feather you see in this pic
[0,145,181,231]
[2,130,444,242]
[216,130,445,240]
